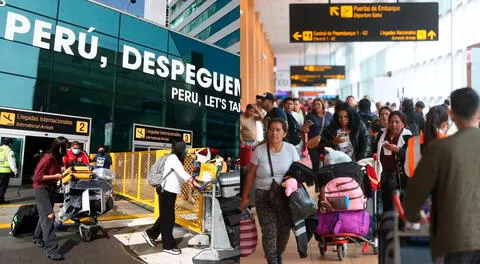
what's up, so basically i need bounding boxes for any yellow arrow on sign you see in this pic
[427,30,436,40]
[293,31,302,41]
[330,6,340,16]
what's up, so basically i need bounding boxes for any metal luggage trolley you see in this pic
[58,167,115,242]
[378,190,430,264]
[191,172,240,264]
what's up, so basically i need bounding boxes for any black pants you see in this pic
[0,172,12,202]
[33,186,59,255]
[146,189,177,249]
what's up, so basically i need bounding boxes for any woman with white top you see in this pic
[142,141,199,255]
[240,118,300,264]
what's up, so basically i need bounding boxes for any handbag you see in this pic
[240,209,258,257]
[289,183,317,222]
[306,115,326,149]
[266,143,283,201]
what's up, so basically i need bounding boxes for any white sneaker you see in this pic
[141,231,157,247]
[164,248,182,255]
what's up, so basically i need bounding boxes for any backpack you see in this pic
[319,177,367,213]
[10,204,39,236]
[147,154,173,191]
[286,112,302,145]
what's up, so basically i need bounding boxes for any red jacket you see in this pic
[63,149,90,168]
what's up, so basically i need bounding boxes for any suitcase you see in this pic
[315,210,370,236]
[218,171,240,198]
[62,166,92,184]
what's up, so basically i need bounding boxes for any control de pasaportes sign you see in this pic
[290,3,439,43]
[133,124,193,146]
[0,107,91,136]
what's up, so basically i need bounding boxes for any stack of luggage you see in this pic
[315,161,371,237]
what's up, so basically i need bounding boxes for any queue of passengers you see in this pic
[240,88,480,264]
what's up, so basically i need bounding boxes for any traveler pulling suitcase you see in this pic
[10,204,39,236]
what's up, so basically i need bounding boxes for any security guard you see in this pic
[0,138,18,204]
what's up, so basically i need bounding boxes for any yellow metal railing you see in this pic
[109,149,204,233]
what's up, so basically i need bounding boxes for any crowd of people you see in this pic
[240,88,480,264]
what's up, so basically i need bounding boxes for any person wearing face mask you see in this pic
[374,111,412,212]
[142,140,200,255]
[63,141,90,168]
[92,145,112,169]
[32,136,69,261]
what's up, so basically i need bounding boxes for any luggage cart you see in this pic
[58,167,115,242]
[192,176,240,264]
[379,190,430,264]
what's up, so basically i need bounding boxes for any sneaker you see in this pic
[164,248,181,255]
[141,231,156,247]
[47,252,64,261]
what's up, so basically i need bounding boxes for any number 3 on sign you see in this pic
[76,121,88,134]
[183,133,191,144]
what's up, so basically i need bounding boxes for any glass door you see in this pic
[0,135,25,186]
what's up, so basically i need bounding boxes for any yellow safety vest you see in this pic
[0,145,12,173]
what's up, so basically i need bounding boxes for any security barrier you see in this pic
[108,149,204,233]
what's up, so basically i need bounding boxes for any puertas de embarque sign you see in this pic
[290,3,439,42]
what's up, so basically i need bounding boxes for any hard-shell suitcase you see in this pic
[218,171,240,198]
[62,166,92,184]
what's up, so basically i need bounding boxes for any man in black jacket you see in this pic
[401,99,425,136]
[358,98,379,131]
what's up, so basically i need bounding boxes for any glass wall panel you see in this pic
[196,7,240,40]
[58,0,120,37]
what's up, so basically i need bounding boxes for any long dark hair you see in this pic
[310,98,325,115]
[333,102,360,131]
[48,136,69,163]
[424,105,448,146]
[171,140,187,163]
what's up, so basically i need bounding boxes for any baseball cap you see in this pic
[257,92,275,102]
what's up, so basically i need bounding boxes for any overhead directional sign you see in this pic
[291,65,346,80]
[290,3,439,42]
[290,65,345,87]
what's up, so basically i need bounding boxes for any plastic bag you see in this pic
[197,162,217,182]
[92,168,116,182]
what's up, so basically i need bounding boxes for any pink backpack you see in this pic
[319,177,367,213]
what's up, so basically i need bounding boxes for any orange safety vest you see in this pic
[405,131,446,177]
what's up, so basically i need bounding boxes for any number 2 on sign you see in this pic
[76,121,88,134]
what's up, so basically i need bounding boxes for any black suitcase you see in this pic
[10,204,39,236]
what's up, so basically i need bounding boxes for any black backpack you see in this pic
[286,112,302,145]
[10,204,39,236]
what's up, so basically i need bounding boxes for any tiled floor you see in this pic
[242,223,378,264]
